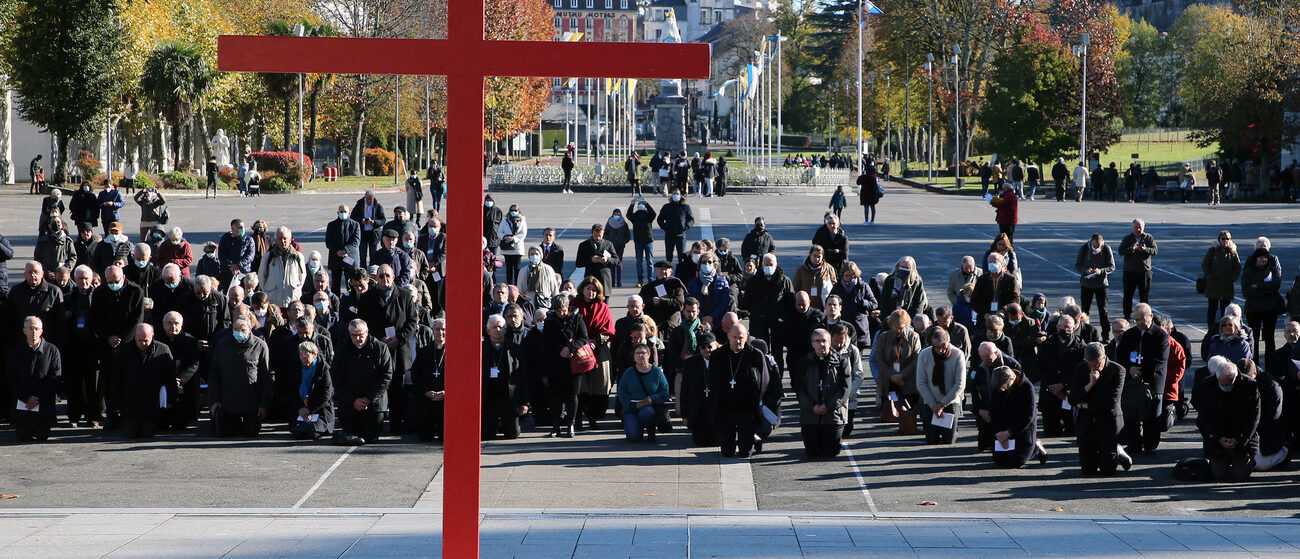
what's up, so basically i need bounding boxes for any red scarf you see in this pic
[578,301,615,337]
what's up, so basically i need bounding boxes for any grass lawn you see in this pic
[301,175,405,191]
[1095,140,1219,167]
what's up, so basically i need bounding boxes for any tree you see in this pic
[139,43,214,171]
[4,0,123,183]
[482,0,553,142]
[1115,18,1179,128]
[980,25,1077,165]
[261,20,304,151]
[1050,0,1124,158]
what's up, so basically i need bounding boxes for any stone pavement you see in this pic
[1,509,1299,558]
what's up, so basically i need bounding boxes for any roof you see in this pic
[650,0,687,7]
[540,102,589,122]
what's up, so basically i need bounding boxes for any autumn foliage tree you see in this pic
[482,0,553,142]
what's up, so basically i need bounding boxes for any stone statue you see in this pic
[212,129,231,168]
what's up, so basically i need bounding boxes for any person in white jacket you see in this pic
[916,328,967,445]
[497,204,529,285]
[517,245,560,310]
[257,226,307,307]
[1071,162,1089,202]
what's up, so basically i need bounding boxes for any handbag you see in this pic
[1195,276,1206,294]
[875,184,885,198]
[879,398,901,423]
[569,342,597,375]
[158,207,170,225]
[898,405,919,435]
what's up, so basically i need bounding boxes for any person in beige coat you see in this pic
[874,309,922,419]
[257,226,307,307]
[517,245,561,309]
[916,328,967,445]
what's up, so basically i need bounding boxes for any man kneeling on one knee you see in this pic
[795,329,851,457]
[1197,355,1260,481]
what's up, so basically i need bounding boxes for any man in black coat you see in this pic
[989,366,1045,468]
[741,217,776,263]
[1197,356,1261,481]
[784,292,825,390]
[358,264,417,433]
[411,318,447,441]
[91,265,145,429]
[111,324,175,439]
[332,318,394,445]
[626,200,657,286]
[125,244,161,301]
[1114,303,1169,455]
[349,190,385,270]
[1051,158,1069,202]
[157,311,201,430]
[537,227,565,278]
[326,203,361,294]
[708,324,769,458]
[1036,315,1085,437]
[482,315,529,440]
[656,190,694,264]
[64,265,102,427]
[575,224,619,292]
[8,316,62,441]
[149,265,193,331]
[972,341,1022,451]
[744,254,793,369]
[8,262,65,345]
[1117,219,1158,321]
[72,225,100,274]
[91,223,133,276]
[371,230,412,287]
[208,317,272,437]
[971,253,1019,321]
[1069,342,1132,476]
[680,331,720,447]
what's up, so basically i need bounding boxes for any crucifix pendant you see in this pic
[704,387,710,398]
[729,379,737,389]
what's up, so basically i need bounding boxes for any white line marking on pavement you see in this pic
[292,446,357,509]
[719,457,757,510]
[699,208,714,242]
[413,464,445,508]
[841,443,878,515]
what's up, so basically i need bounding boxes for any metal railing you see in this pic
[489,164,852,188]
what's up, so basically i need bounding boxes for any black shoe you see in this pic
[561,426,575,438]
[1118,449,1133,471]
[736,450,751,458]
[547,428,560,438]
[1037,444,1049,465]
[646,432,656,443]
[588,419,598,431]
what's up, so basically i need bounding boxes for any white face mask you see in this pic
[1091,245,1102,255]
[691,253,701,263]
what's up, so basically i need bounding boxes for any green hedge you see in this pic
[261,176,294,192]
[158,171,199,190]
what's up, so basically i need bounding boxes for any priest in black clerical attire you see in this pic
[157,311,201,430]
[680,331,720,447]
[411,319,448,441]
[709,323,769,458]
[8,316,62,441]
[482,314,529,440]
[795,329,851,458]
[112,324,175,439]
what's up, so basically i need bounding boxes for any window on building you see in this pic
[620,0,628,8]
[586,0,593,8]
[702,10,710,24]
[554,0,561,6]
[571,17,578,29]
[555,16,561,28]
[655,29,662,39]
[605,0,612,8]
[570,0,576,7]
[553,78,561,87]
[716,10,722,21]
[586,17,593,32]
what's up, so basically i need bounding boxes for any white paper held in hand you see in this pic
[1061,399,1072,411]
[994,439,1015,452]
[15,399,38,413]
[343,256,356,267]
[887,392,899,402]
[159,387,168,408]
[931,412,955,429]
[655,284,667,297]
[385,326,397,339]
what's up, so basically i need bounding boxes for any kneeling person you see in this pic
[290,340,335,440]
[989,366,1048,468]
[1197,356,1260,481]
[795,329,851,457]
[332,319,393,445]
[209,317,272,437]
[618,343,670,442]
[113,324,175,439]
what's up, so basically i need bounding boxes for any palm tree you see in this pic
[139,43,213,171]
[261,20,302,150]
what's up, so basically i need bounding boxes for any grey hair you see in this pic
[73,264,93,279]
[348,318,368,331]
[810,327,830,341]
[1256,236,1271,250]
[133,242,151,256]
[1084,342,1106,362]
[961,255,975,266]
[432,317,447,329]
[1224,303,1242,317]
[195,275,213,290]
[276,226,292,238]
[486,314,507,328]
[1208,355,1237,381]
[163,311,183,324]
[169,227,184,241]
[298,340,319,355]
[232,316,252,330]
[627,294,644,305]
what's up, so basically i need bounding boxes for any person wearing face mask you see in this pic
[1241,244,1285,362]
[109,324,175,439]
[740,218,775,265]
[91,265,145,429]
[518,246,561,309]
[349,190,386,270]
[795,328,851,456]
[713,238,743,286]
[358,265,418,434]
[156,311,201,431]
[874,309,923,431]
[743,253,793,366]
[1201,230,1241,330]
[625,199,657,287]
[656,189,694,264]
[91,222,133,276]
[1197,356,1260,481]
[257,226,307,308]
[133,186,167,242]
[1037,315,1085,437]
[125,243,161,301]
[1071,233,1115,338]
[426,162,445,212]
[972,252,1019,322]
[327,204,362,293]
[793,245,837,311]
[217,219,256,291]
[209,316,273,437]
[69,181,100,229]
[154,227,193,278]
[880,256,928,319]
[603,209,631,288]
[382,206,419,241]
[812,213,849,272]
[311,290,339,332]
[33,217,77,277]
[63,265,101,428]
[687,252,733,329]
[96,181,125,236]
[37,189,66,237]
[576,224,620,295]
[830,261,879,350]
[497,204,530,285]
[482,194,505,258]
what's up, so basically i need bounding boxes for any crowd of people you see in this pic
[4,168,1300,484]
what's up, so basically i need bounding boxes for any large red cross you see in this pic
[217,3,708,557]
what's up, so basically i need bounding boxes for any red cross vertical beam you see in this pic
[218,2,708,557]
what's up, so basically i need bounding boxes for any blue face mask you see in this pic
[762,265,776,276]
[402,242,413,250]
[1219,383,1234,393]
[338,212,348,220]
[898,268,911,278]
[236,228,245,237]
[987,262,1001,273]
[107,282,123,292]
[315,301,328,312]
[233,331,250,343]
[485,201,494,208]
[699,264,715,277]
[529,254,541,265]
[164,281,179,290]
[135,260,147,268]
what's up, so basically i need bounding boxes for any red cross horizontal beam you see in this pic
[216,35,710,79]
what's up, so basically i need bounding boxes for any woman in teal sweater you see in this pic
[618,343,670,442]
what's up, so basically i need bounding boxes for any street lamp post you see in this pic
[856,0,864,169]
[951,44,961,188]
[295,23,306,188]
[883,67,891,164]
[1072,33,1090,169]
[925,53,933,182]
[866,71,875,155]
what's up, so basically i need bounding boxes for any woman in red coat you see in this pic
[156,227,195,277]
[990,181,1019,243]
[574,276,615,430]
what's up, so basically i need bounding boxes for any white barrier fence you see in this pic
[489,164,852,188]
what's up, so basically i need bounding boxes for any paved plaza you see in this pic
[1,180,1299,556]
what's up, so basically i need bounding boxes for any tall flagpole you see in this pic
[856,0,863,169]
[776,32,783,165]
